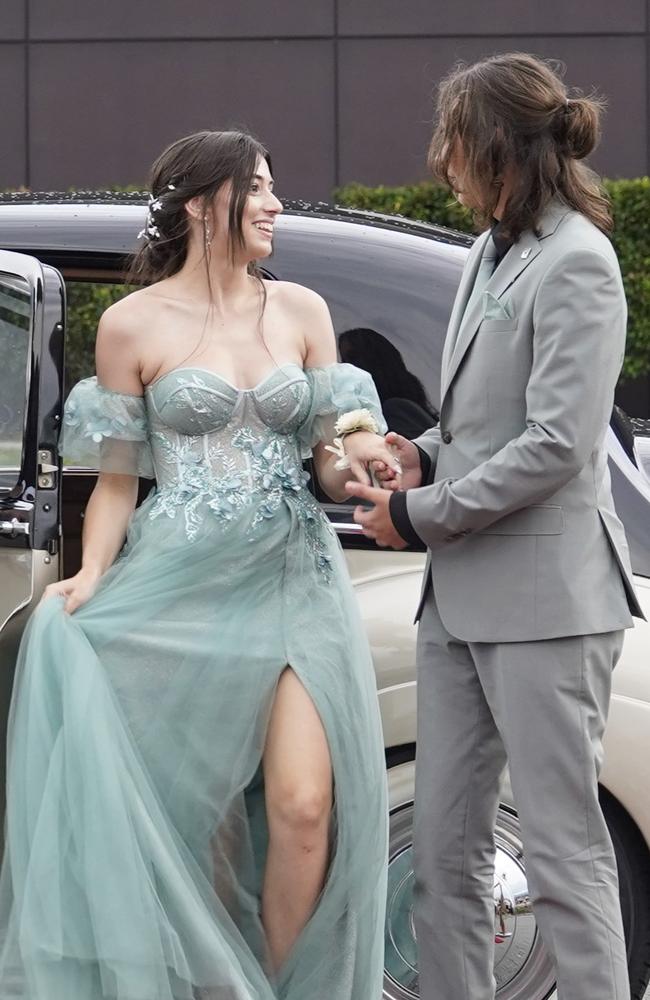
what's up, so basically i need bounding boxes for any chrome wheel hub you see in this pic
[384,806,556,1000]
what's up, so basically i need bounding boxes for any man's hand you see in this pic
[346,481,409,549]
[372,432,422,492]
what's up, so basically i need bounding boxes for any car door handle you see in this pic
[0,518,30,539]
[332,521,364,536]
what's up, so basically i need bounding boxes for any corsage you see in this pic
[324,408,381,470]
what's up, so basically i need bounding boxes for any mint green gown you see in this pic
[0,362,388,1000]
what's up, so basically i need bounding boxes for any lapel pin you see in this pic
[521,247,531,259]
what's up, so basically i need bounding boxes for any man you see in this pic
[346,52,642,1000]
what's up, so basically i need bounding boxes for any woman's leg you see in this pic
[262,668,333,972]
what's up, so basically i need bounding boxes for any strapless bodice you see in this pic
[143,363,322,547]
[60,362,386,565]
[145,363,312,439]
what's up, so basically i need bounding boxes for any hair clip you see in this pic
[137,179,182,240]
[138,192,163,240]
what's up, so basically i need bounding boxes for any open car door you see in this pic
[0,251,65,813]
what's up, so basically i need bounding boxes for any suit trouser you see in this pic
[414,592,629,1000]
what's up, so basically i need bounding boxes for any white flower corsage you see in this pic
[324,408,380,470]
[334,408,380,437]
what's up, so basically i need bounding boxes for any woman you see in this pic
[0,130,392,1000]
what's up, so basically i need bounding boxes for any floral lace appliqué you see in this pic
[235,429,334,581]
[148,426,334,581]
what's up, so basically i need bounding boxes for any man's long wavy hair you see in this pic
[428,53,612,241]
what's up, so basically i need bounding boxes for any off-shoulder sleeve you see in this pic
[297,363,387,460]
[59,377,155,478]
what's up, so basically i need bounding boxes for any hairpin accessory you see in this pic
[137,182,177,241]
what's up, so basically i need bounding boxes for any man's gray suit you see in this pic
[405,201,640,1000]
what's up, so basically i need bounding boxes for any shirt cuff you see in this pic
[415,445,432,483]
[389,490,423,547]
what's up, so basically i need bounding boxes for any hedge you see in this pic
[335,178,650,383]
[65,280,129,395]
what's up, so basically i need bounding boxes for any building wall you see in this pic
[1,1,648,199]
[2,2,648,409]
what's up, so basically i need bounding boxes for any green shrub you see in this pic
[65,281,130,396]
[606,178,650,381]
[333,182,474,235]
[335,178,650,383]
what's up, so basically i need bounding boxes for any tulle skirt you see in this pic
[0,493,388,999]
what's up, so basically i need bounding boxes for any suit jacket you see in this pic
[407,199,642,641]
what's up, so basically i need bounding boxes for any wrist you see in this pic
[334,408,380,438]
[79,562,103,583]
[342,429,381,447]
[325,430,382,472]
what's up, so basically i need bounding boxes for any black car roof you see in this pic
[0,191,473,260]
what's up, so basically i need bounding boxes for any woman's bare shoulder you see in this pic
[264,281,336,365]
[265,279,329,316]
[97,287,171,359]
[100,286,160,333]
[95,287,171,392]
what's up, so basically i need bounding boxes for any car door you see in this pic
[0,251,65,813]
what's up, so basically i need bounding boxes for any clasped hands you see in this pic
[343,431,422,549]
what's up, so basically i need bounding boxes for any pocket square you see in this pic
[483,291,515,321]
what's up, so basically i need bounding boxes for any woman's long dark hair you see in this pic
[428,53,612,240]
[128,129,272,285]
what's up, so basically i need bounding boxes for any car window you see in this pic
[64,279,129,397]
[336,327,439,439]
[0,273,31,492]
[269,217,466,418]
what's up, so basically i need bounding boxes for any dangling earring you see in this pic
[203,215,212,249]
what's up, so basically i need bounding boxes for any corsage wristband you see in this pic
[324,408,380,470]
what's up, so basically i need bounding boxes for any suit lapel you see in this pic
[441,233,541,402]
[439,230,491,387]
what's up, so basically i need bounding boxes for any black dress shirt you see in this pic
[490,218,513,270]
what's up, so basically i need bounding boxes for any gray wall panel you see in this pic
[29,0,334,40]
[338,39,436,188]
[339,36,646,188]
[0,46,25,187]
[338,0,645,36]
[29,41,335,199]
[0,0,24,41]
[4,7,648,199]
[521,36,647,179]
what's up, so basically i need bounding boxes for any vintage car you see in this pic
[1,193,649,1000]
